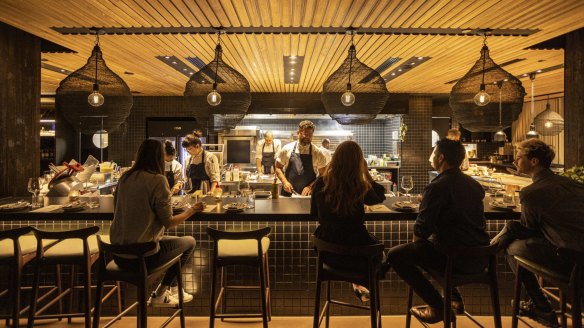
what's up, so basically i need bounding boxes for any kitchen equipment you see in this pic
[47,176,84,197]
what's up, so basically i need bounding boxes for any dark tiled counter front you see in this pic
[0,196,519,317]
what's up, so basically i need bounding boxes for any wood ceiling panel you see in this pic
[0,0,582,96]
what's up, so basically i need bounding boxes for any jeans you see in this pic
[387,240,484,309]
[506,237,573,311]
[114,236,196,286]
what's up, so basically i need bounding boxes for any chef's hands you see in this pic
[192,202,205,212]
[170,186,180,195]
[301,186,312,196]
[282,181,293,193]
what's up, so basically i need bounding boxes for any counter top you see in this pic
[0,195,520,221]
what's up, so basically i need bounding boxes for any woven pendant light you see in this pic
[450,32,525,132]
[184,31,251,131]
[534,97,564,136]
[56,30,133,134]
[321,31,389,125]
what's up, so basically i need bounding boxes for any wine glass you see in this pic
[401,175,414,203]
[212,187,223,203]
[27,178,41,208]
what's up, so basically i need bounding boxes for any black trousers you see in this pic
[115,236,196,286]
[506,237,573,311]
[387,240,483,309]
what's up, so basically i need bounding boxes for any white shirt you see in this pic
[255,139,282,160]
[276,141,328,175]
[319,146,332,164]
[185,151,221,183]
[164,159,184,188]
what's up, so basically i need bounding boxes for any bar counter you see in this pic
[0,196,519,317]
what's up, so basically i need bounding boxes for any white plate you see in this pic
[0,202,30,212]
[489,201,517,210]
[222,203,247,210]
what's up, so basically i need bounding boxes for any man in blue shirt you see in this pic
[387,138,489,324]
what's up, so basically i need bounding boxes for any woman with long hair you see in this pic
[311,140,386,302]
[110,139,204,306]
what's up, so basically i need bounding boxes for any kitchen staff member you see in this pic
[275,120,328,196]
[255,131,281,175]
[319,138,332,164]
[163,140,184,194]
[181,134,220,194]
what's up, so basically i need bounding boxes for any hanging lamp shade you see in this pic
[534,102,564,136]
[321,44,389,125]
[184,42,251,131]
[56,45,133,134]
[450,44,525,132]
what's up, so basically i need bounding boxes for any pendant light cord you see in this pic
[530,73,536,122]
[498,81,503,127]
[348,32,354,88]
[94,33,100,85]
[213,32,221,88]
[480,34,487,86]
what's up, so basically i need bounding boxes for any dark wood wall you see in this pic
[0,22,41,196]
[565,28,584,168]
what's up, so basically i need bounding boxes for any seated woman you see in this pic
[110,139,204,307]
[164,140,185,195]
[311,140,386,302]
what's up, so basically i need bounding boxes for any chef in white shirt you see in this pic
[163,140,184,195]
[275,120,328,196]
[255,131,281,175]
[181,134,220,194]
[319,138,332,164]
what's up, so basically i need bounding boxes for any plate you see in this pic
[254,191,271,199]
[0,202,30,212]
[489,201,517,211]
[392,201,419,212]
[62,201,87,212]
[222,202,247,210]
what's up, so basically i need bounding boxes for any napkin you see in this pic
[31,205,63,213]
[368,204,391,212]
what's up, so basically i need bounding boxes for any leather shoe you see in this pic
[411,306,444,324]
[451,299,465,314]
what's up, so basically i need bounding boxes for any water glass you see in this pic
[89,189,100,208]
[401,175,414,203]
[28,178,41,208]
[246,192,256,209]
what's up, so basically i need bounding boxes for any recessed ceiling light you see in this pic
[60,69,65,72]
[391,73,396,76]
[182,68,187,71]
[504,78,508,81]
[189,72,193,75]
[164,56,170,59]
[536,69,542,72]
[291,68,295,71]
[410,62,415,65]
[398,69,402,72]
[172,61,177,64]
[523,73,528,76]
[418,57,424,60]
[290,56,296,59]
[290,61,296,64]
[290,72,295,75]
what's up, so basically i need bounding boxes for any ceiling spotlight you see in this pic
[536,69,542,73]
[417,57,424,60]
[391,73,395,76]
[164,56,170,59]
[290,56,296,59]
[172,61,177,64]
[410,62,415,65]
[398,69,402,72]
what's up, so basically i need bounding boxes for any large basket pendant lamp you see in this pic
[450,32,525,132]
[534,96,564,136]
[321,30,389,125]
[184,31,251,131]
[56,30,133,134]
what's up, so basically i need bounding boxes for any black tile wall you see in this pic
[1,219,516,317]
[401,96,433,194]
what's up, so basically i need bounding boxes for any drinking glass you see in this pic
[212,188,223,203]
[27,178,41,208]
[401,175,414,203]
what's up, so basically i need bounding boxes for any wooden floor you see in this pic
[2,316,553,328]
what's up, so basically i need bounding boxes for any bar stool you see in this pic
[26,226,120,328]
[512,248,583,328]
[207,227,271,328]
[92,236,186,328]
[311,236,387,328]
[405,243,501,328]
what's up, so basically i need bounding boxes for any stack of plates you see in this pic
[62,201,86,212]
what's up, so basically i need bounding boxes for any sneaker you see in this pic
[170,286,193,303]
[147,290,179,307]
[516,300,559,328]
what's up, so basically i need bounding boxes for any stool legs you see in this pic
[259,257,268,328]
[138,280,147,328]
[177,261,186,328]
[209,258,217,328]
[92,270,104,328]
[511,265,523,328]
[405,286,413,328]
[325,281,331,328]
[573,283,582,328]
[488,259,502,328]
[313,266,322,328]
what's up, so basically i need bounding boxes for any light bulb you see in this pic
[207,89,222,106]
[474,90,490,106]
[544,121,553,128]
[341,90,355,106]
[88,90,105,107]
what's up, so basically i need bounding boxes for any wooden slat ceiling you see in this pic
[0,0,581,98]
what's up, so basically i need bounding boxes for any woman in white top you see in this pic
[110,139,204,306]
[163,140,184,195]
[181,134,220,194]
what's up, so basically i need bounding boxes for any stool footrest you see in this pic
[160,309,182,328]
[214,313,266,318]
[102,301,138,328]
[224,285,263,290]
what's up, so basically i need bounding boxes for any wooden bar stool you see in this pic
[512,248,583,328]
[311,236,387,328]
[26,226,120,328]
[405,243,501,328]
[92,236,186,328]
[207,227,271,328]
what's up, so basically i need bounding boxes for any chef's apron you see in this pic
[187,151,211,193]
[281,142,316,197]
[261,142,276,174]
[165,161,175,189]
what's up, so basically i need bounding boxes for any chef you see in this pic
[275,120,328,196]
[319,138,332,164]
[181,134,220,194]
[255,130,281,175]
[163,140,185,195]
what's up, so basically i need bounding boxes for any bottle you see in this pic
[271,177,279,199]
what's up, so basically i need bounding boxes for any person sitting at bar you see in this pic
[275,120,328,196]
[319,138,332,164]
[429,128,469,171]
[110,139,204,306]
[182,134,220,194]
[387,138,489,324]
[494,139,584,327]
[163,140,184,195]
[255,130,281,175]
[311,140,386,302]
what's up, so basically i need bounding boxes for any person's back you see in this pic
[110,170,172,249]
